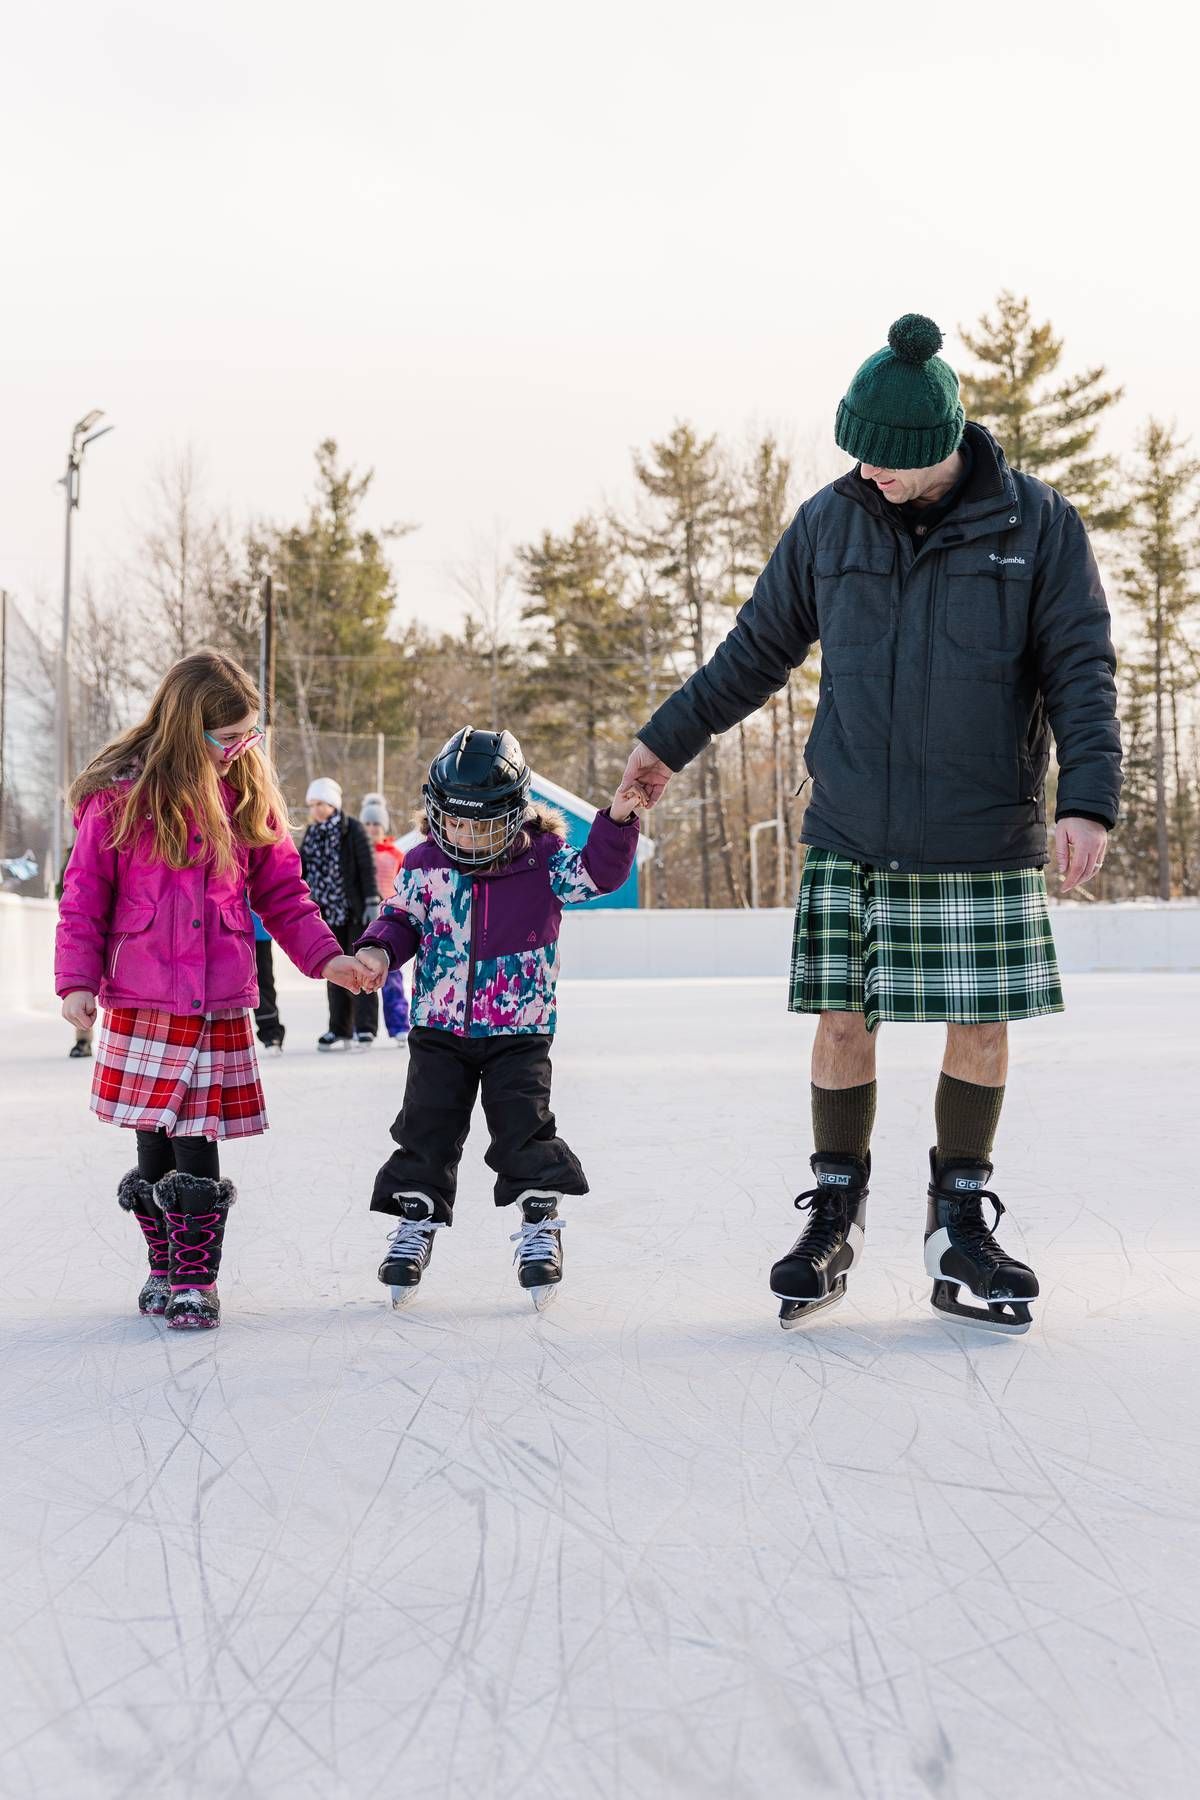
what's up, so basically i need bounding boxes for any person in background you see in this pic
[251,911,285,1051]
[299,777,382,1050]
[360,792,410,1047]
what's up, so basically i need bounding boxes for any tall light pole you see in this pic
[52,410,114,885]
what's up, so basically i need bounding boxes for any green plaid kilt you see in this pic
[789,850,1063,1032]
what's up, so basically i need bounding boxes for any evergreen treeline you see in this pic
[57,294,1200,906]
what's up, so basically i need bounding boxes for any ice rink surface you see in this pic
[1,973,1197,1800]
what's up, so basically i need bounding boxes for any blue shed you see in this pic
[529,772,653,910]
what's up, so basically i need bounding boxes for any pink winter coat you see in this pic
[55,780,342,1015]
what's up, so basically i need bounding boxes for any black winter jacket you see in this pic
[639,424,1121,873]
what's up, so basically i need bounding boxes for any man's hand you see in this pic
[619,741,674,808]
[1056,817,1108,895]
[62,990,97,1031]
[322,954,365,993]
[354,947,390,993]
[609,785,647,824]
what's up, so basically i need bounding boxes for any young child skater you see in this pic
[55,649,365,1330]
[353,727,642,1311]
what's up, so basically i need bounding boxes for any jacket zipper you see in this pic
[109,933,129,982]
[463,878,479,1036]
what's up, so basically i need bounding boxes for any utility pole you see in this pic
[52,411,114,884]
[258,571,277,761]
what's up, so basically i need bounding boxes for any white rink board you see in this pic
[1,975,1197,1799]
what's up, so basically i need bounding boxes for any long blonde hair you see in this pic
[69,648,288,877]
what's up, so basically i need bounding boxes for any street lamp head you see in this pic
[75,408,104,435]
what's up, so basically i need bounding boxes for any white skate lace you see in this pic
[510,1217,565,1265]
[386,1216,444,1257]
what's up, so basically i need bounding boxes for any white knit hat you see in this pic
[360,791,390,830]
[305,777,342,809]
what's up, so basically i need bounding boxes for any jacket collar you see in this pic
[406,830,553,881]
[833,422,1022,539]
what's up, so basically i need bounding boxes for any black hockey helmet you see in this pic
[423,727,532,867]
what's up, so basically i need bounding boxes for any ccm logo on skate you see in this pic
[818,1173,852,1186]
[953,1177,984,1190]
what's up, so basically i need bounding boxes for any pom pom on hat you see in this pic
[887,314,944,365]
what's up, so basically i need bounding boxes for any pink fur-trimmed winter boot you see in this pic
[155,1172,236,1331]
[117,1169,171,1316]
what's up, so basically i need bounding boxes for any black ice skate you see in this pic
[117,1169,170,1317]
[924,1151,1038,1336]
[157,1172,236,1332]
[510,1192,565,1311]
[379,1194,445,1309]
[770,1154,869,1329]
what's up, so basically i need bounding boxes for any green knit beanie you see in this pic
[835,314,964,470]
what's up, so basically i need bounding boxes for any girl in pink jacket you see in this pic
[55,649,364,1330]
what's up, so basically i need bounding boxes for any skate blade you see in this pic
[527,1284,559,1312]
[390,1286,420,1310]
[167,1315,219,1331]
[775,1285,847,1330]
[930,1283,1032,1336]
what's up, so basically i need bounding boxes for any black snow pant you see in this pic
[326,916,380,1040]
[370,1025,589,1222]
[253,938,285,1047]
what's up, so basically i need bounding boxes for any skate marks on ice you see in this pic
[0,978,1199,1798]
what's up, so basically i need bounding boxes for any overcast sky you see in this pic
[3,0,1194,639]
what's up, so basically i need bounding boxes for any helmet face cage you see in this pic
[424,789,527,867]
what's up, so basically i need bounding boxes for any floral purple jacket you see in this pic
[355,810,639,1037]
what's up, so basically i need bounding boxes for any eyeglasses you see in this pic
[204,726,265,760]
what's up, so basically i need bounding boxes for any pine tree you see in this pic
[1116,419,1200,898]
[516,517,640,798]
[958,292,1126,529]
[623,424,738,907]
[267,440,416,771]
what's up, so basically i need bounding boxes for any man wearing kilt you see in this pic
[622,313,1121,1335]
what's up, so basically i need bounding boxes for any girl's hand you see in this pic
[62,990,97,1030]
[355,947,390,993]
[322,954,365,993]
[610,785,647,824]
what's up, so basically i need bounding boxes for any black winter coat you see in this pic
[639,424,1122,873]
[300,813,380,924]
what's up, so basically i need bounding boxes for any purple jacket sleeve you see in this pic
[354,869,427,969]
[548,809,640,907]
[247,830,343,979]
[55,791,117,997]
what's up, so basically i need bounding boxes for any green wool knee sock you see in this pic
[811,1081,877,1164]
[935,1073,1006,1165]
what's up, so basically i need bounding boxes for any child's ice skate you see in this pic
[924,1150,1038,1335]
[770,1154,869,1329]
[379,1194,445,1309]
[510,1192,565,1311]
[117,1169,170,1316]
[157,1172,236,1331]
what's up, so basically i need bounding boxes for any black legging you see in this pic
[136,1129,220,1184]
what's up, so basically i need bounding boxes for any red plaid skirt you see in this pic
[91,1008,268,1142]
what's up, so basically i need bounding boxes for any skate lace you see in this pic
[947,1190,1008,1270]
[792,1188,849,1260]
[387,1216,444,1257]
[510,1217,565,1266]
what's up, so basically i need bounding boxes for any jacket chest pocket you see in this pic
[943,548,1032,654]
[815,542,895,650]
[477,864,556,960]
